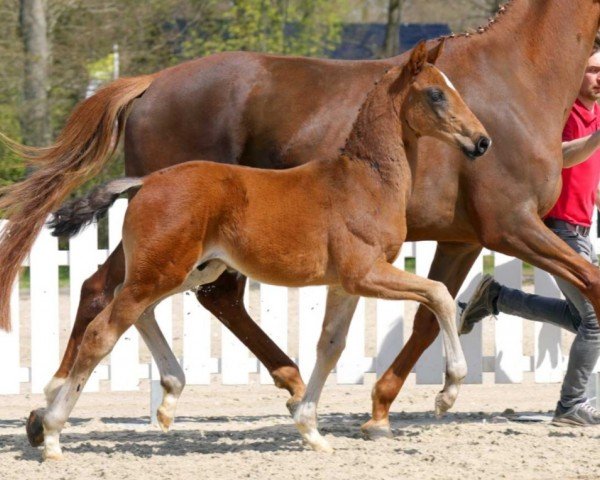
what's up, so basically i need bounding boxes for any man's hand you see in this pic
[563,130,600,168]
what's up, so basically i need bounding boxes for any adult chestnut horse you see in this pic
[31,42,487,459]
[1,0,599,441]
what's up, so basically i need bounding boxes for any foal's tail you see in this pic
[49,177,144,238]
[0,74,156,331]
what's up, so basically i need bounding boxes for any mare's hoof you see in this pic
[26,408,46,447]
[286,396,302,417]
[361,419,393,440]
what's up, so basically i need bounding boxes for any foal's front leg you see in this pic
[365,242,481,439]
[293,286,359,452]
[349,260,468,436]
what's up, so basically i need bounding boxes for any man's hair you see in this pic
[594,31,600,54]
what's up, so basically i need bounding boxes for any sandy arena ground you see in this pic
[1,380,599,480]
[1,286,597,479]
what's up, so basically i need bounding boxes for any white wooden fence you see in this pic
[0,199,598,416]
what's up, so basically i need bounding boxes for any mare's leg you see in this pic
[196,270,305,411]
[363,242,480,438]
[483,217,600,403]
[479,216,600,308]
[136,306,185,432]
[293,286,359,452]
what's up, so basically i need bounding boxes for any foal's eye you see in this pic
[427,88,446,104]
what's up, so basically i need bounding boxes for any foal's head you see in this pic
[397,40,491,158]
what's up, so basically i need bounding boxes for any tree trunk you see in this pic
[19,0,50,147]
[384,0,402,57]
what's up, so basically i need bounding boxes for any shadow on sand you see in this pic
[2,409,584,462]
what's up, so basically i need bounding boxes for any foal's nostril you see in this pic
[475,136,491,156]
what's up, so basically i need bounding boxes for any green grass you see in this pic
[483,254,494,274]
[403,254,535,285]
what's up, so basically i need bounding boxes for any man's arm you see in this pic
[563,130,600,168]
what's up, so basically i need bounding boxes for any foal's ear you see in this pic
[408,40,428,77]
[427,38,445,65]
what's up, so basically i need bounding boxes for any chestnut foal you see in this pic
[34,42,489,459]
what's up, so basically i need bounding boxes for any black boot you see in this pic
[458,274,501,335]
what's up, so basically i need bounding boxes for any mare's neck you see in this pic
[341,69,411,186]
[459,1,598,117]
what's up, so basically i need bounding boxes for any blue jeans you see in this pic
[495,228,600,407]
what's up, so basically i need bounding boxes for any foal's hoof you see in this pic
[361,418,393,440]
[309,437,334,453]
[297,428,334,453]
[42,446,64,461]
[26,408,46,447]
[434,391,454,418]
[156,407,173,433]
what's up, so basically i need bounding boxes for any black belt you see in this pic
[544,218,590,237]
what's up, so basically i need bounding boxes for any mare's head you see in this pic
[397,40,491,159]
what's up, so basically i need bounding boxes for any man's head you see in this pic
[578,47,600,108]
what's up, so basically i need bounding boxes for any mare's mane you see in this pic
[441,1,515,41]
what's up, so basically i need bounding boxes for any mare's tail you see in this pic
[0,73,157,331]
[49,177,144,238]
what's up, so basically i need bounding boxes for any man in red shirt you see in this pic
[459,50,600,426]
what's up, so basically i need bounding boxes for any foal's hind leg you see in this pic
[293,287,359,452]
[347,260,467,438]
[133,261,228,431]
[196,270,305,413]
[40,292,144,460]
[42,245,125,408]
[136,306,185,432]
[39,254,192,462]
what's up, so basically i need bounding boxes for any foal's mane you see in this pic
[340,65,407,157]
[337,62,418,182]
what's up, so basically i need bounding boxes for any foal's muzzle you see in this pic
[473,136,491,157]
[461,135,491,159]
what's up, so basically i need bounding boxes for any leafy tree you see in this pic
[183,0,347,58]
[0,0,26,185]
[463,0,502,17]
[1,0,214,186]
[1,0,500,191]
